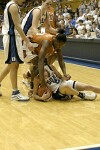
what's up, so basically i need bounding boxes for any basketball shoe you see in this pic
[22,79,30,87]
[22,72,31,88]
[83,92,97,100]
[11,90,30,101]
[79,92,97,101]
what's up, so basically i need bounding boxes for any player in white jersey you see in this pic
[22,0,56,35]
[0,0,34,101]
[22,0,56,88]
[33,64,99,101]
[21,0,57,90]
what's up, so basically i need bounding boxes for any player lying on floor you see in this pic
[33,64,100,102]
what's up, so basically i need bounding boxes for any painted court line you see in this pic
[59,144,100,150]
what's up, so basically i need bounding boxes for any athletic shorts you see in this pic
[52,80,76,100]
[3,35,24,64]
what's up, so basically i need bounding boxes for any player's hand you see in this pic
[26,41,35,52]
[63,74,71,81]
[42,90,52,101]
[27,35,33,39]
[27,35,33,42]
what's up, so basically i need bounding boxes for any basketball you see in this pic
[37,87,44,97]
[37,86,47,97]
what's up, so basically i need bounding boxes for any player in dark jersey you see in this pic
[24,29,71,94]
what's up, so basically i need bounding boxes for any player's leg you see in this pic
[23,50,38,88]
[75,81,100,93]
[59,81,79,96]
[10,62,29,101]
[30,56,38,89]
[0,64,10,96]
[22,68,31,87]
[59,80,97,100]
[10,62,19,90]
[10,35,29,101]
[0,64,10,82]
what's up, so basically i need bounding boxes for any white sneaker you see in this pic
[83,92,97,101]
[22,79,30,87]
[11,91,30,101]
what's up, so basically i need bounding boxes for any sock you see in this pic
[78,92,85,99]
[30,82,34,89]
[12,90,20,95]
[13,89,18,91]
[27,71,31,78]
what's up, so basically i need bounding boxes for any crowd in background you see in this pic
[0,15,3,34]
[0,0,100,38]
[55,0,100,39]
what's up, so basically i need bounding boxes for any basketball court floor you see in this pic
[0,50,100,150]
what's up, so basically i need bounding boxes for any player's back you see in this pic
[31,33,55,55]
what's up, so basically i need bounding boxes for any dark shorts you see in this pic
[4,35,23,64]
[52,88,73,100]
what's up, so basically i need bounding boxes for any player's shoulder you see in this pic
[9,2,18,12]
[33,6,41,13]
[7,1,17,7]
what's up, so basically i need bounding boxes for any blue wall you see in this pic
[62,38,100,64]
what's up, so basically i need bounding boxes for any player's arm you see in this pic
[33,76,43,100]
[56,49,71,80]
[38,40,50,88]
[50,64,69,81]
[9,4,34,51]
[33,76,51,101]
[45,12,56,35]
[50,65,63,79]
[32,9,41,34]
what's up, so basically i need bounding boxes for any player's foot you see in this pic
[82,92,97,101]
[11,90,30,101]
[22,79,30,87]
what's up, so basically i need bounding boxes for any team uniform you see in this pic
[2,1,23,64]
[44,65,75,100]
[21,6,50,62]
[24,33,56,63]
[43,65,97,101]
[22,5,50,36]
[22,6,44,35]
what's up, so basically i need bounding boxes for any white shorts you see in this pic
[23,42,39,63]
[61,80,77,89]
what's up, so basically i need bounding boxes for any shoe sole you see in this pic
[11,98,30,101]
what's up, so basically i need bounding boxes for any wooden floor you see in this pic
[0,51,100,150]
